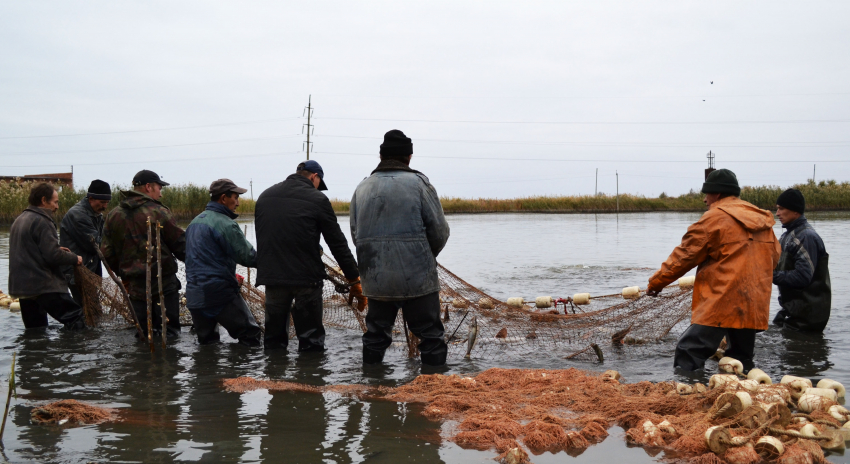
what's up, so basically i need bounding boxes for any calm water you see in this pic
[0,211,847,463]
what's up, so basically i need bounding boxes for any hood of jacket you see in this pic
[714,196,775,233]
[119,189,166,210]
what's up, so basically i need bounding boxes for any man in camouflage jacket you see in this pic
[101,170,186,337]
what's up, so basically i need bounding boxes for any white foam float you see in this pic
[754,436,784,460]
[534,296,553,308]
[746,368,772,385]
[780,375,812,400]
[738,379,761,392]
[816,379,845,398]
[478,298,495,309]
[804,387,838,402]
[828,405,850,422]
[797,393,834,413]
[718,357,744,375]
[708,374,740,390]
[621,286,640,300]
[506,297,524,308]
[572,293,590,305]
[678,276,696,287]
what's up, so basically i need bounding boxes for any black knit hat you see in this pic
[776,188,805,214]
[379,130,413,159]
[701,169,741,196]
[87,179,112,200]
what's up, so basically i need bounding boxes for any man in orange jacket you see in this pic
[647,169,781,372]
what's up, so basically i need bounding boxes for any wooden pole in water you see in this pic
[595,168,598,196]
[616,171,619,212]
[156,221,166,349]
[146,217,154,353]
[0,352,15,443]
[90,236,145,339]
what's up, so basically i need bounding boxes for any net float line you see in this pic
[74,254,696,362]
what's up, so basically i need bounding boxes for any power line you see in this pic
[312,150,850,163]
[316,117,850,125]
[0,150,302,168]
[0,117,301,140]
[315,92,850,100]
[0,134,301,157]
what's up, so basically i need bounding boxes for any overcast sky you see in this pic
[1,1,848,200]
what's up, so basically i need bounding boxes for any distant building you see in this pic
[0,172,74,189]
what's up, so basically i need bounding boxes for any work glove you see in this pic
[645,285,661,297]
[347,282,367,312]
[235,273,245,286]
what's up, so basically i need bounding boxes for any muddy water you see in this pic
[0,211,847,463]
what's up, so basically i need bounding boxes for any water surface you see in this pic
[0,212,847,463]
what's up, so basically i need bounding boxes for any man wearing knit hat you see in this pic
[646,169,780,372]
[773,189,831,332]
[351,130,451,366]
[60,179,112,306]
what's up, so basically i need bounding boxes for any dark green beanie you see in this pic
[701,169,741,196]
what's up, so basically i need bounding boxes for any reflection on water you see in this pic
[0,211,847,463]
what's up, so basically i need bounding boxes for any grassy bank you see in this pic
[0,179,848,224]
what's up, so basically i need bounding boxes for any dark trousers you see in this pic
[264,285,325,351]
[674,323,757,371]
[131,291,181,338]
[69,283,83,307]
[190,294,262,347]
[362,292,447,366]
[19,293,86,330]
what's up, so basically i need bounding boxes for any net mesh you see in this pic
[221,368,846,464]
[30,399,114,425]
[75,254,693,361]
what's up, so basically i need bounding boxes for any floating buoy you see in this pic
[797,393,835,413]
[780,375,812,399]
[761,402,792,426]
[534,296,553,308]
[676,383,693,395]
[738,379,761,392]
[820,429,846,453]
[601,370,620,381]
[478,298,494,309]
[694,383,707,393]
[754,436,784,460]
[0,297,11,307]
[709,374,739,390]
[713,392,752,418]
[452,298,469,309]
[678,276,696,287]
[800,423,819,439]
[816,379,845,398]
[502,447,525,464]
[657,420,676,434]
[746,368,772,385]
[718,357,744,375]
[828,405,850,422]
[9,302,20,312]
[506,297,524,308]
[754,385,791,405]
[705,426,732,454]
[572,293,590,305]
[621,286,640,300]
[804,387,838,402]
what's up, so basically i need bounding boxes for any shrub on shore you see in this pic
[0,179,847,224]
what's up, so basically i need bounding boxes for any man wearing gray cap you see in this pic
[184,179,261,346]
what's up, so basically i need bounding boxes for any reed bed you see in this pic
[0,179,847,224]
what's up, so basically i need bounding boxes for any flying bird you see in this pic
[711,81,713,84]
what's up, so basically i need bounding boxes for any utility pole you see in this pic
[705,151,716,180]
[303,95,314,160]
[595,168,598,196]
[813,164,816,183]
[616,170,619,212]
[250,179,253,201]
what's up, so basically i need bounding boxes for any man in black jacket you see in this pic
[9,183,86,330]
[772,188,831,332]
[60,179,111,306]
[255,160,364,351]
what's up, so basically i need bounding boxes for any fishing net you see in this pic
[222,368,847,464]
[75,253,693,361]
[30,399,114,425]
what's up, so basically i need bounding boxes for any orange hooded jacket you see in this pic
[648,196,781,330]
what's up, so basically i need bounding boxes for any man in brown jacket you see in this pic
[647,169,780,371]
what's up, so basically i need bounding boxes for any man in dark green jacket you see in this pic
[101,170,186,338]
[185,179,261,346]
[60,179,111,306]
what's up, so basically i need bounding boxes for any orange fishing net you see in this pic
[30,399,114,425]
[223,368,847,464]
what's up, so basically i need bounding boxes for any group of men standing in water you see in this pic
[6,132,831,372]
